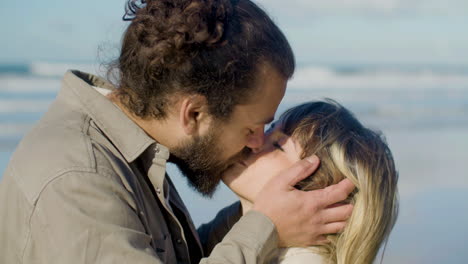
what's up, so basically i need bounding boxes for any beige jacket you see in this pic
[0,71,278,264]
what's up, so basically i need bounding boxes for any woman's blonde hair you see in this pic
[280,100,399,264]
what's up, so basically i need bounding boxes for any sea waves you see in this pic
[289,65,468,90]
[0,62,467,150]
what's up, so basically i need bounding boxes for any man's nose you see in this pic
[246,127,265,152]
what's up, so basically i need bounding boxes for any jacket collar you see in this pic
[58,70,169,163]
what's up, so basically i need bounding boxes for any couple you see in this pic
[0,0,397,263]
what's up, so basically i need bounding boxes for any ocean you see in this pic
[1,62,468,263]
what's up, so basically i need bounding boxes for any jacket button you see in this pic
[176,239,182,244]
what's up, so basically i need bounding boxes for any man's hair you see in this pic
[280,100,399,264]
[111,0,295,120]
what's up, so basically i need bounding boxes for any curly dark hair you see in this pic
[111,0,295,120]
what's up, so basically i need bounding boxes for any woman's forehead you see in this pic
[280,132,303,159]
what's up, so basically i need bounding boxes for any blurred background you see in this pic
[1,0,467,263]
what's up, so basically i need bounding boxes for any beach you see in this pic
[1,62,468,263]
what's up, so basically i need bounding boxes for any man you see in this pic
[0,0,354,263]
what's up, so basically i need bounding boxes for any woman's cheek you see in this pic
[222,164,245,186]
[230,167,264,201]
[236,173,259,201]
[248,164,275,201]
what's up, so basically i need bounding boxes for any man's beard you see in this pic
[169,126,251,198]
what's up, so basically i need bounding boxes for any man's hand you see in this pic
[252,156,355,247]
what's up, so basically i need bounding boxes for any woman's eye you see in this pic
[272,141,285,152]
[248,129,255,135]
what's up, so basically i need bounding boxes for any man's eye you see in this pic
[248,129,255,135]
[272,141,284,152]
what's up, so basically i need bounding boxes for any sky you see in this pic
[1,0,468,66]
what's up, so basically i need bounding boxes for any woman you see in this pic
[223,100,399,264]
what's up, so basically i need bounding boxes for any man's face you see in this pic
[170,63,287,197]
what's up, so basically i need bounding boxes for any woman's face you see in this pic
[222,121,303,202]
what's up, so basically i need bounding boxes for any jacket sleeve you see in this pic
[30,170,163,263]
[200,210,279,263]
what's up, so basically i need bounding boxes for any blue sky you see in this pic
[1,0,467,65]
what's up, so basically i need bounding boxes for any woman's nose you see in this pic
[246,127,265,151]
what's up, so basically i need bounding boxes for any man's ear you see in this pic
[179,94,210,135]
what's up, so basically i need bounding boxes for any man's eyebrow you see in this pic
[257,116,274,125]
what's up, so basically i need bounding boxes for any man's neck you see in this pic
[106,92,182,149]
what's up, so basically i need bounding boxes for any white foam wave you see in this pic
[0,76,61,93]
[289,66,468,90]
[0,99,52,113]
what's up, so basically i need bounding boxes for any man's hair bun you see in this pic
[123,0,234,70]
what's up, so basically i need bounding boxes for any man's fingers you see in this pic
[323,221,347,234]
[322,203,354,223]
[314,235,330,245]
[281,155,320,187]
[321,178,355,206]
